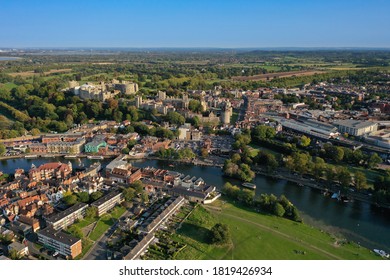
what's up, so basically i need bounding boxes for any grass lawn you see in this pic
[75,238,94,260]
[248,143,279,157]
[347,166,385,183]
[174,200,381,260]
[74,216,97,228]
[89,206,126,241]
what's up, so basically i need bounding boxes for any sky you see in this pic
[0,0,389,48]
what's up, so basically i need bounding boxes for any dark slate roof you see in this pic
[38,227,81,246]
[91,190,122,207]
[46,203,88,224]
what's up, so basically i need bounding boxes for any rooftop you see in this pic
[8,241,27,252]
[46,202,88,224]
[91,190,122,207]
[333,119,377,129]
[38,227,81,246]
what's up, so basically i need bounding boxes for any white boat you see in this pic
[64,155,78,159]
[24,155,38,159]
[87,155,104,160]
[41,154,55,158]
[242,182,256,190]
[373,249,390,258]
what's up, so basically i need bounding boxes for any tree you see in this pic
[90,191,103,201]
[333,147,345,163]
[223,160,239,178]
[62,194,78,206]
[177,147,196,159]
[209,223,230,245]
[292,152,311,174]
[336,166,351,188]
[8,249,23,260]
[68,225,83,239]
[231,153,241,164]
[130,180,144,194]
[200,148,209,158]
[188,100,202,112]
[299,135,311,147]
[0,143,5,156]
[123,187,136,202]
[77,192,90,203]
[0,233,13,245]
[367,153,382,169]
[355,171,367,190]
[165,111,185,125]
[85,206,97,219]
[325,166,337,185]
[272,202,286,217]
[238,189,255,205]
[252,125,276,142]
[30,128,40,136]
[222,182,240,199]
[141,192,149,204]
[237,163,255,182]
[324,145,344,163]
[312,157,326,179]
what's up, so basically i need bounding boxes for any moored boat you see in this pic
[41,154,55,158]
[373,249,390,258]
[242,182,256,190]
[87,155,104,160]
[64,155,78,159]
[24,155,38,159]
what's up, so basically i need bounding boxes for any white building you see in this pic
[334,120,378,136]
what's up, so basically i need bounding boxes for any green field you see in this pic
[174,200,381,260]
[89,206,126,241]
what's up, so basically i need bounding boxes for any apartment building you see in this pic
[46,138,85,154]
[29,162,72,181]
[91,190,123,217]
[37,227,82,259]
[45,203,88,230]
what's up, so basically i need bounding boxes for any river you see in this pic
[1,157,389,251]
[0,57,21,61]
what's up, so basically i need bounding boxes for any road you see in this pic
[83,209,132,260]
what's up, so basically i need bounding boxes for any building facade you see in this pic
[91,190,123,217]
[45,203,88,230]
[334,120,378,136]
[84,140,107,153]
[46,138,85,154]
[37,228,82,259]
[29,162,72,181]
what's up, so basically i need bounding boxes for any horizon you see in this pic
[1,0,389,48]
[2,46,390,51]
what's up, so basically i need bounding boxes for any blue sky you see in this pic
[0,0,389,48]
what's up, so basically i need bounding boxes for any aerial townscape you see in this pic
[1,49,390,261]
[1,1,390,263]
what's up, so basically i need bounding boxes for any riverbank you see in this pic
[253,167,390,210]
[173,199,381,260]
[0,153,117,161]
[1,156,389,252]
[144,156,224,167]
